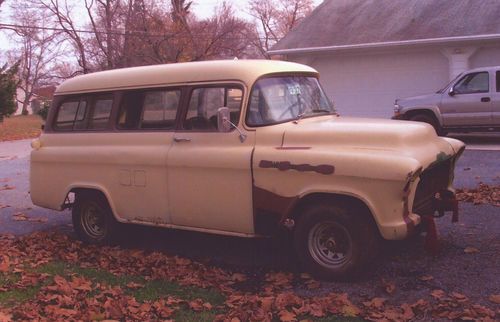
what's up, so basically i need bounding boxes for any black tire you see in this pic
[293,203,378,280]
[409,114,447,136]
[72,192,118,244]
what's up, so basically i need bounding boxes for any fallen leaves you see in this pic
[0,185,15,191]
[456,183,500,207]
[0,231,497,321]
[12,213,48,223]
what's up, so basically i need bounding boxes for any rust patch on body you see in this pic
[252,186,298,235]
[259,160,334,175]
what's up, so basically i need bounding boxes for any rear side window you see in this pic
[117,89,180,130]
[496,71,500,92]
[55,99,87,130]
[89,96,113,130]
[54,94,114,131]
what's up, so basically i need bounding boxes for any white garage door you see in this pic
[293,48,449,119]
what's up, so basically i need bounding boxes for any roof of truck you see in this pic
[55,60,318,95]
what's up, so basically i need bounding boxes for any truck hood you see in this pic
[396,93,441,108]
[279,116,461,169]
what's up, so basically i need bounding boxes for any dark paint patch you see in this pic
[253,186,298,235]
[259,160,334,175]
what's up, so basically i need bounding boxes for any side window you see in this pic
[183,86,242,131]
[454,72,489,94]
[117,89,180,130]
[88,96,113,130]
[54,99,87,130]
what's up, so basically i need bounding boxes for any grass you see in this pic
[0,115,43,141]
[1,261,364,320]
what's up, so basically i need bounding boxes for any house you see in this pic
[269,0,500,118]
[14,85,56,115]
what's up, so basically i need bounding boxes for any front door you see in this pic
[167,85,255,234]
[440,71,493,127]
[492,70,500,125]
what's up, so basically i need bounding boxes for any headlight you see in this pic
[394,103,401,115]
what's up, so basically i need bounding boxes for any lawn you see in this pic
[0,115,43,142]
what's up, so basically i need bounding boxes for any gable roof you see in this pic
[270,0,500,54]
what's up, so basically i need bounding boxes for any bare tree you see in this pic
[36,0,91,73]
[249,0,313,58]
[9,4,61,114]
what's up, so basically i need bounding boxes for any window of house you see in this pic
[183,87,242,131]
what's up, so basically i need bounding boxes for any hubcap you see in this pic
[80,203,107,240]
[308,221,352,268]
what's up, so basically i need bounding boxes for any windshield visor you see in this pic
[246,76,334,126]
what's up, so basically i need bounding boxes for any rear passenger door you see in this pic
[110,88,181,224]
[167,84,255,235]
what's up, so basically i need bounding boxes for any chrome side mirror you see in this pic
[448,87,456,96]
[217,107,247,143]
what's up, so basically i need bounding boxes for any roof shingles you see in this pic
[272,0,500,51]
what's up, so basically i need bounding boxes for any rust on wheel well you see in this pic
[64,188,111,211]
[289,193,381,237]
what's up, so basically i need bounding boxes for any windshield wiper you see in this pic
[310,109,331,113]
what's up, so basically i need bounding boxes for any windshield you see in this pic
[246,76,334,126]
[437,73,463,93]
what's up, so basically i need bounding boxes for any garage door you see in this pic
[293,48,449,119]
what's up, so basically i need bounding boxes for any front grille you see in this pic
[412,159,452,215]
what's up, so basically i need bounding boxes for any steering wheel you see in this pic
[278,101,300,119]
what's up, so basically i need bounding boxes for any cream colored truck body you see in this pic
[30,60,465,241]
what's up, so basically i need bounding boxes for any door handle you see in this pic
[481,97,491,102]
[173,137,191,142]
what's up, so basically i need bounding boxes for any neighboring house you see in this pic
[269,0,500,118]
[14,85,56,115]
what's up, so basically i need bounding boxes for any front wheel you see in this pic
[293,203,377,280]
[72,192,117,244]
[409,114,447,136]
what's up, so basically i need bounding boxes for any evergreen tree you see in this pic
[0,62,19,122]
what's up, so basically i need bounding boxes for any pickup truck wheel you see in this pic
[72,192,117,244]
[294,203,374,280]
[409,114,446,136]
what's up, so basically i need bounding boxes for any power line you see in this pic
[0,22,278,42]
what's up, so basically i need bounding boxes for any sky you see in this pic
[0,0,324,53]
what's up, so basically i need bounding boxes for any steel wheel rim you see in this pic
[308,221,352,268]
[80,203,107,240]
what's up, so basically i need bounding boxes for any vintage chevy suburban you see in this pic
[30,60,465,279]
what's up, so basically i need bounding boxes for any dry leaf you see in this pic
[0,312,13,322]
[488,294,500,304]
[0,256,9,272]
[419,275,434,281]
[12,213,28,221]
[278,310,296,322]
[464,247,479,254]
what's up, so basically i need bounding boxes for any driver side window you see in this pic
[454,72,489,94]
[183,86,242,131]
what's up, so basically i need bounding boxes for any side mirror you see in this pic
[448,87,456,96]
[217,107,247,143]
[217,107,231,132]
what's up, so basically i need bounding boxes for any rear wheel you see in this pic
[409,114,447,136]
[294,203,378,280]
[72,192,117,244]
